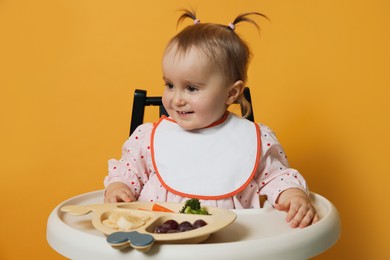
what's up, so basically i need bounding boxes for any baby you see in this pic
[104,10,319,228]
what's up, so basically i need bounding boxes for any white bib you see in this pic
[151,113,261,200]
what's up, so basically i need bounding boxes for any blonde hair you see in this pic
[164,9,268,118]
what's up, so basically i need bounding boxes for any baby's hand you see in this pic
[104,182,136,203]
[275,188,319,228]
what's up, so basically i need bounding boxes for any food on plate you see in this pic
[192,219,208,229]
[103,212,150,231]
[153,219,208,234]
[177,221,194,232]
[151,203,174,212]
[179,198,210,215]
[162,219,179,229]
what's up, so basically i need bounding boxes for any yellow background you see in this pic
[1,0,389,259]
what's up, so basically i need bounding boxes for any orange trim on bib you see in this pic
[160,112,229,128]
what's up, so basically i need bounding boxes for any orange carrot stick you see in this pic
[152,203,174,213]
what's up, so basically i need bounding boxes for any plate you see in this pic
[61,201,236,251]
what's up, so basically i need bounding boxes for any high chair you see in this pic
[46,88,341,259]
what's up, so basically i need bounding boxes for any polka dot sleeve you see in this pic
[103,123,153,199]
[256,124,309,205]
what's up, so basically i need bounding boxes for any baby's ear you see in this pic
[226,80,244,105]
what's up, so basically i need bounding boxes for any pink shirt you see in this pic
[104,119,308,209]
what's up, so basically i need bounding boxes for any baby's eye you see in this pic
[186,85,198,92]
[165,83,174,89]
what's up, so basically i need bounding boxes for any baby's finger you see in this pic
[106,190,127,203]
[274,203,287,212]
[289,205,309,228]
[119,192,133,202]
[285,203,299,223]
[123,188,136,201]
[312,213,320,224]
[104,192,117,203]
[107,195,119,203]
[298,210,315,228]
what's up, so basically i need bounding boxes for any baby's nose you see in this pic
[173,91,185,106]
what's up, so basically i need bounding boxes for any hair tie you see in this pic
[194,19,200,25]
[228,22,236,31]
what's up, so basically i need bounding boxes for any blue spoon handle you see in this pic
[107,231,155,247]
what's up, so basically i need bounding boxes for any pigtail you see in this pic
[236,94,252,118]
[177,9,199,27]
[228,12,269,31]
[227,12,268,118]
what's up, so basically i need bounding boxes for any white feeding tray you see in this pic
[47,190,340,260]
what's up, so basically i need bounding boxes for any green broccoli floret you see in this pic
[180,198,201,212]
[180,198,210,215]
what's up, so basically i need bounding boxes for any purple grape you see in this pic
[163,219,179,229]
[179,226,194,232]
[177,221,193,232]
[193,219,207,229]
[154,225,170,233]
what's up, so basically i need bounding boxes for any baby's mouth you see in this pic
[177,111,194,115]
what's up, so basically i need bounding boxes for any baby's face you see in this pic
[162,46,231,130]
